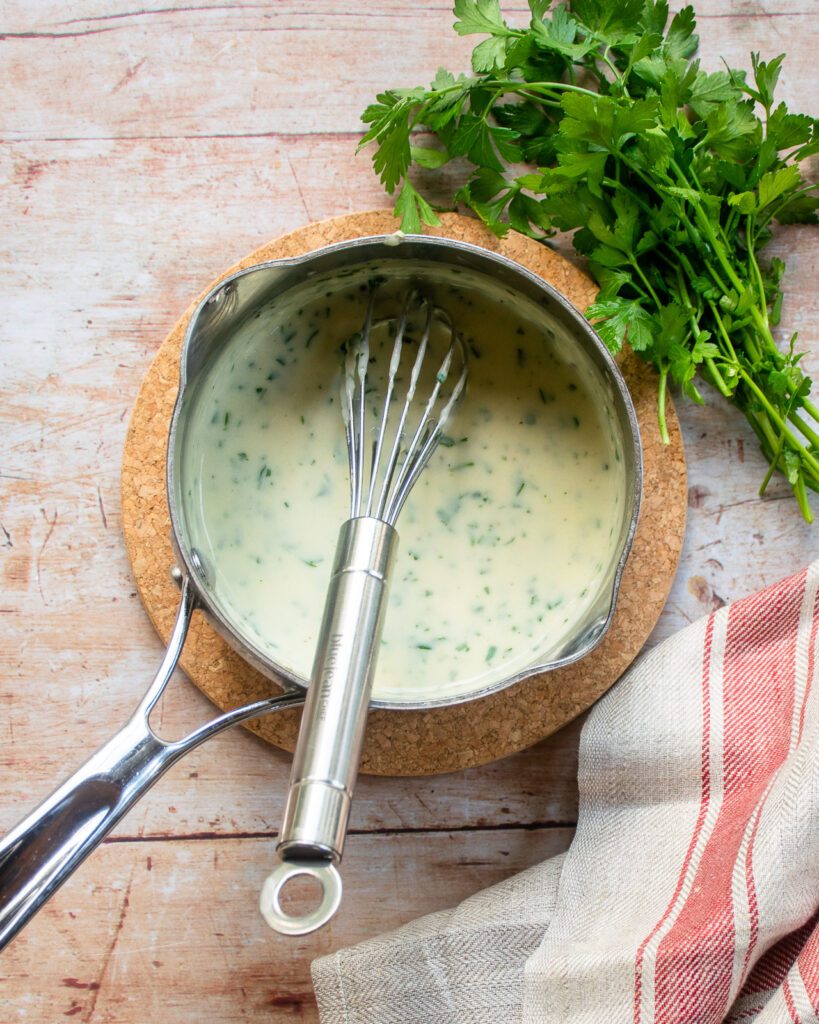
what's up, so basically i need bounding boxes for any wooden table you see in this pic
[0,2,816,1020]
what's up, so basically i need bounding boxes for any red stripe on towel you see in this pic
[736,910,818,1000]
[740,801,764,983]
[633,617,716,1023]
[742,571,816,986]
[794,920,819,1010]
[652,574,805,1022]
[783,977,800,1022]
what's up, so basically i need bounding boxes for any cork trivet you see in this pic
[121,210,687,776]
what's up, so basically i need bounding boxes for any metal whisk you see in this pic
[344,288,468,523]
[260,286,468,936]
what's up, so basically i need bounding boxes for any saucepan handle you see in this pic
[261,517,397,936]
[0,577,303,952]
[0,715,179,952]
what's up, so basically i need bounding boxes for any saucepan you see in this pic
[0,235,641,949]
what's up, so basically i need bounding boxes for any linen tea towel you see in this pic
[312,562,819,1023]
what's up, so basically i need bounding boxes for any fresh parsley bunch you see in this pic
[360,0,819,520]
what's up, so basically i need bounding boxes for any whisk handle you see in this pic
[280,516,396,858]
[262,517,396,934]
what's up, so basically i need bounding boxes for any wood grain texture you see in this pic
[0,827,574,1023]
[0,2,814,140]
[0,0,817,1020]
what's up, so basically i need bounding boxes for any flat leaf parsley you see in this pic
[359,0,819,520]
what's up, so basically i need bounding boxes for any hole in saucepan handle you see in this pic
[259,859,342,937]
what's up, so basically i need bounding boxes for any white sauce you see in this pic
[178,264,628,705]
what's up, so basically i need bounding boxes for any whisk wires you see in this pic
[340,286,468,527]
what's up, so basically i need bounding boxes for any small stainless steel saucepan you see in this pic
[0,236,642,949]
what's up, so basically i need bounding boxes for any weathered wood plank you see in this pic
[0,827,574,1023]
[1,3,815,141]
[0,690,582,838]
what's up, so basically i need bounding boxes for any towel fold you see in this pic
[313,563,819,1023]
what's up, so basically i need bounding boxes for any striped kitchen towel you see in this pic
[312,561,819,1023]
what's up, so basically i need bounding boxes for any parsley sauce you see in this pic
[179,265,627,703]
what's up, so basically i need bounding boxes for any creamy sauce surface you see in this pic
[179,265,627,704]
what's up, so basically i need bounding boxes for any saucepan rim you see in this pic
[165,234,643,711]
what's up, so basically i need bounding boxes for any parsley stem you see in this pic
[725,207,740,238]
[628,257,661,310]
[748,305,779,354]
[515,89,564,111]
[745,221,770,333]
[735,330,819,449]
[657,365,670,444]
[624,158,735,296]
[600,47,626,94]
[750,405,784,458]
[491,79,601,101]
[787,408,819,450]
[738,370,819,476]
[702,256,731,297]
[707,302,740,364]
[667,158,752,295]
[759,398,797,497]
[753,414,813,521]
[704,358,731,397]
[759,421,813,518]
[795,475,813,521]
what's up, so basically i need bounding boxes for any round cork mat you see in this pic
[121,210,687,777]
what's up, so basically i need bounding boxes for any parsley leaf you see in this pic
[454,0,508,37]
[393,179,441,234]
